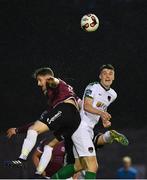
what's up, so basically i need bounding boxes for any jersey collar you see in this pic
[99,82,110,91]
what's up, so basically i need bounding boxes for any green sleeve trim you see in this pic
[84,95,93,99]
[88,81,98,86]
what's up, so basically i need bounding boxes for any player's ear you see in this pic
[99,74,102,80]
[46,77,59,88]
[112,72,115,81]
[46,77,55,85]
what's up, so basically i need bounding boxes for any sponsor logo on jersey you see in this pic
[96,102,104,107]
[47,111,62,124]
[96,101,107,110]
[61,146,65,152]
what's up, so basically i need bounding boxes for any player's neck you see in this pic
[99,82,110,91]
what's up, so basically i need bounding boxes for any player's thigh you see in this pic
[72,122,96,157]
[34,108,62,134]
[49,103,81,137]
[47,138,59,147]
[39,106,65,134]
[74,156,98,173]
[29,120,49,134]
[82,156,98,172]
[74,158,83,172]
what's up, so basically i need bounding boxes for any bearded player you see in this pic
[5,67,81,173]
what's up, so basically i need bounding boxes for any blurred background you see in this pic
[0,0,147,178]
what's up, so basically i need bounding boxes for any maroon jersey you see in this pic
[37,139,65,177]
[47,79,77,108]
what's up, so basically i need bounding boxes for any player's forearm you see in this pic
[16,122,34,133]
[84,104,103,116]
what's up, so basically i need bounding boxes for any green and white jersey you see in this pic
[80,82,117,128]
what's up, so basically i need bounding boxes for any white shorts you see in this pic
[71,119,96,158]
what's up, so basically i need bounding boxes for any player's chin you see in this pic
[105,81,112,87]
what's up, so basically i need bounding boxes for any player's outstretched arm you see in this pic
[6,128,17,138]
[6,122,35,138]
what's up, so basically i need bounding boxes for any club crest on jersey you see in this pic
[61,146,65,152]
[88,147,94,153]
[108,96,111,101]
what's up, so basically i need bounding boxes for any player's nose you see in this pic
[106,74,110,78]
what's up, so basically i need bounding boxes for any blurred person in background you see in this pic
[117,156,138,179]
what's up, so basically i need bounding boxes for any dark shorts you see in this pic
[64,136,75,164]
[39,103,81,139]
[93,132,104,150]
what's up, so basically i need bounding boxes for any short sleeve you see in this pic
[84,85,96,99]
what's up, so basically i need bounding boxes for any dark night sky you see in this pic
[1,0,147,130]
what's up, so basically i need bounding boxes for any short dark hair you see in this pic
[33,67,54,79]
[99,64,115,73]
